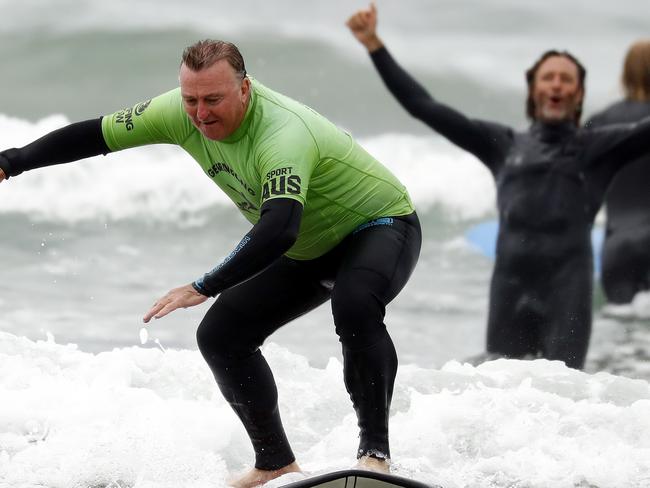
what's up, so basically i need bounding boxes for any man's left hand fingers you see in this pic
[143,299,167,323]
[153,302,178,320]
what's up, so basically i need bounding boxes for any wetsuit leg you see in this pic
[601,230,650,304]
[329,213,421,460]
[486,267,542,359]
[541,257,592,369]
[487,259,591,369]
[196,257,330,470]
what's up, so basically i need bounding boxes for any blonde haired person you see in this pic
[587,40,650,304]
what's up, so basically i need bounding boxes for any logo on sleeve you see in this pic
[114,99,152,131]
[134,100,152,116]
[262,167,301,200]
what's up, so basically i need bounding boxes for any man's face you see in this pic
[532,56,583,123]
[180,60,250,141]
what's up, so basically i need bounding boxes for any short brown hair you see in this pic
[181,39,247,79]
[525,50,587,126]
[622,40,650,101]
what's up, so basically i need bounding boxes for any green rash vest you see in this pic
[101,78,414,260]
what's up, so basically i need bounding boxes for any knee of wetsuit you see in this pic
[196,320,224,364]
[196,316,256,367]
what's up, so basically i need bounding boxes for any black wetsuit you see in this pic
[586,100,650,304]
[197,212,421,468]
[0,120,422,469]
[369,46,650,369]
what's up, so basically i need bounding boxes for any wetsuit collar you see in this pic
[220,80,257,144]
[530,120,576,143]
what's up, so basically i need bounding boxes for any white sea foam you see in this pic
[602,291,650,321]
[0,114,496,223]
[1,332,649,488]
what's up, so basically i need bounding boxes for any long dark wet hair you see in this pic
[525,50,587,126]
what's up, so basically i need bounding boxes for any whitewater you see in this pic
[2,332,650,488]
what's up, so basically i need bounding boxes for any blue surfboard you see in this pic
[465,219,604,275]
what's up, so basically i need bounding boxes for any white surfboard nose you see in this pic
[278,469,437,488]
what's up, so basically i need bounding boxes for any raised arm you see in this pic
[0,118,110,179]
[346,3,510,167]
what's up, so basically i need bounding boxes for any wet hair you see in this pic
[525,50,587,125]
[181,39,247,79]
[622,40,650,101]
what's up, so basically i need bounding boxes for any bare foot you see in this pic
[356,455,390,474]
[228,461,302,488]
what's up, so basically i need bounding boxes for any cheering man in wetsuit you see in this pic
[347,4,650,370]
[0,40,421,487]
[586,40,650,304]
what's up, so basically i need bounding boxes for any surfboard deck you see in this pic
[279,469,437,488]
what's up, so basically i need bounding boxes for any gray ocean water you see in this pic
[1,0,649,379]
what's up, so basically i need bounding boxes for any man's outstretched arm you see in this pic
[0,118,111,179]
[143,198,303,322]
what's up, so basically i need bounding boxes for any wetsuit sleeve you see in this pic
[192,198,303,297]
[370,46,510,169]
[586,116,650,171]
[584,112,608,128]
[0,88,190,178]
[0,118,110,178]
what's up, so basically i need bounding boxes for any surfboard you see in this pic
[279,469,437,488]
[465,219,604,275]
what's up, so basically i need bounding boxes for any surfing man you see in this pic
[0,40,421,487]
[586,40,650,304]
[346,4,650,369]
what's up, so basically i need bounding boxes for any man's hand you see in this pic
[0,168,6,183]
[143,284,209,323]
[346,2,383,53]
